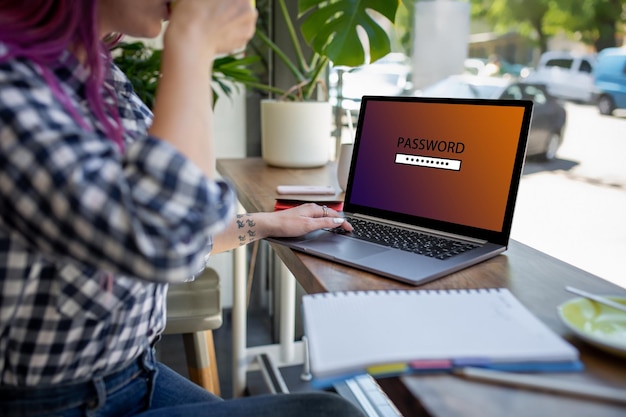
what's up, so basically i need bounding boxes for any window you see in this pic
[579,59,593,73]
[522,85,547,104]
[545,58,573,69]
[502,85,522,100]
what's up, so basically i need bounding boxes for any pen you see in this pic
[454,367,626,405]
[565,286,626,314]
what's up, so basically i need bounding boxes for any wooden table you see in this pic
[217,157,626,416]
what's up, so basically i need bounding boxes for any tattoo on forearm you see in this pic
[236,214,257,246]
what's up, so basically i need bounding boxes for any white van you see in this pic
[526,51,596,102]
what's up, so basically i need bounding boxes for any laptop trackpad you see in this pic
[302,232,390,261]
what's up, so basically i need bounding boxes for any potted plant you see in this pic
[251,0,401,168]
[113,0,403,168]
[112,41,260,110]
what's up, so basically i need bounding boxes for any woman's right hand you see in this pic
[149,0,257,178]
[165,0,257,60]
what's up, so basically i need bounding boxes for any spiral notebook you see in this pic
[302,288,582,387]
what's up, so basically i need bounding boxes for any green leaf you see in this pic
[113,40,263,108]
[299,0,400,67]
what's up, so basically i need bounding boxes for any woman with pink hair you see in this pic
[0,1,357,416]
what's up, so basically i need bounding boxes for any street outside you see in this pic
[511,102,626,289]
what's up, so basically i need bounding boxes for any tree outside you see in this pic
[394,0,625,66]
[469,0,625,54]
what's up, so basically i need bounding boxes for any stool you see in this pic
[163,267,222,395]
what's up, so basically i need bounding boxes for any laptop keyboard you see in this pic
[340,216,478,260]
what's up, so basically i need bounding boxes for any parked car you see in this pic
[463,58,487,76]
[329,52,412,111]
[464,57,531,78]
[415,73,510,99]
[592,47,626,116]
[415,74,567,161]
[525,51,596,103]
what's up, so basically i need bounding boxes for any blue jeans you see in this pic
[0,349,365,417]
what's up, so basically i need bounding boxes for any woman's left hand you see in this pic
[211,203,352,254]
[265,203,352,238]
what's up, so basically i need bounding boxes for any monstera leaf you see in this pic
[252,0,401,100]
[299,0,400,67]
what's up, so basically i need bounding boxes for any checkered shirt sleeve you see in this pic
[0,50,237,385]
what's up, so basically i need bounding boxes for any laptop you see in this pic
[268,95,533,286]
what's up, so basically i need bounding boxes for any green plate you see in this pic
[558,296,626,358]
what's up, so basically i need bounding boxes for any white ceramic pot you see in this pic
[261,100,331,168]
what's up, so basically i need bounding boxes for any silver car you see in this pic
[415,74,567,161]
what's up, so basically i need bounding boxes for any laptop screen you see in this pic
[344,96,532,242]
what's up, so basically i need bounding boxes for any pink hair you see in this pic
[0,0,124,151]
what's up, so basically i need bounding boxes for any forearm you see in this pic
[146,0,257,179]
[211,213,269,254]
[210,204,352,254]
[149,35,215,178]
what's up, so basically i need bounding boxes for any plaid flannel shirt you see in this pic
[0,46,236,386]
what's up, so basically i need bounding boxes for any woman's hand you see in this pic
[210,204,353,254]
[263,203,353,238]
[165,0,257,58]
[150,0,257,178]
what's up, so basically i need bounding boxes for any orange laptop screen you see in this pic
[347,98,528,233]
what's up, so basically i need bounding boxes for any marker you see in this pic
[452,358,492,367]
[409,359,453,371]
[366,363,408,376]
